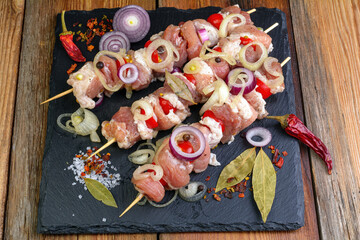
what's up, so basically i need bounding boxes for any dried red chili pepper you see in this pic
[60,11,86,62]
[267,114,333,174]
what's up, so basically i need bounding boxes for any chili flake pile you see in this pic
[75,15,113,50]
[269,145,287,169]
[205,178,249,202]
[67,146,120,190]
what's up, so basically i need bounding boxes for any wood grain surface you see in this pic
[0,0,25,239]
[290,0,360,239]
[158,1,319,240]
[4,1,156,240]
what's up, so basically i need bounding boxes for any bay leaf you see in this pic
[252,148,276,223]
[84,178,118,208]
[215,147,256,192]
[165,70,196,104]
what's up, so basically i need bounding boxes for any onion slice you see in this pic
[246,127,272,147]
[133,164,163,182]
[226,68,256,95]
[128,142,157,165]
[99,31,130,52]
[131,99,154,121]
[239,41,268,71]
[169,126,206,161]
[183,59,202,75]
[179,182,207,202]
[165,71,195,104]
[147,190,178,207]
[93,50,126,92]
[199,41,236,66]
[94,92,104,108]
[262,57,284,88]
[145,39,179,71]
[218,13,246,38]
[113,5,150,42]
[200,78,229,115]
[118,63,139,84]
[197,29,209,43]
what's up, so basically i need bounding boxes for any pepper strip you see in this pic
[60,11,86,62]
[267,114,333,174]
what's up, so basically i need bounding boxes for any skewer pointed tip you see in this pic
[87,138,116,160]
[119,193,144,218]
[264,22,279,34]
[247,9,256,14]
[40,88,74,105]
[280,57,291,67]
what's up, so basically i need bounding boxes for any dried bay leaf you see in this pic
[215,147,256,192]
[253,148,276,223]
[165,70,196,104]
[84,178,118,208]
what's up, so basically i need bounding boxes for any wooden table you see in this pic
[1,0,359,239]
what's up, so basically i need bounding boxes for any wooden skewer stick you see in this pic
[280,57,291,67]
[87,138,116,159]
[119,193,144,218]
[264,22,279,34]
[247,9,256,14]
[40,88,73,105]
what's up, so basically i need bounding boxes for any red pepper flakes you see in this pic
[81,172,86,177]
[275,157,284,169]
[213,194,221,201]
[226,177,235,183]
[238,193,245,198]
[87,45,94,52]
[207,188,212,193]
[205,176,211,181]
[272,149,279,164]
[269,145,275,150]
[74,15,113,50]
[73,22,79,27]
[282,151,288,156]
[66,63,77,75]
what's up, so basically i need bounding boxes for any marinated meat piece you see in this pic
[154,138,193,190]
[205,57,230,80]
[180,21,202,59]
[193,19,219,47]
[244,89,268,119]
[211,95,258,143]
[67,62,103,109]
[162,24,188,68]
[150,86,191,130]
[101,107,141,149]
[129,49,153,90]
[132,176,165,202]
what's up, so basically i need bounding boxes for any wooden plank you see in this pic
[0,0,25,239]
[158,0,319,239]
[290,0,360,239]
[4,0,156,240]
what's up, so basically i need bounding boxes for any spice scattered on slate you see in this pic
[67,146,121,190]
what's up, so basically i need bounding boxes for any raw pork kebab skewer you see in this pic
[40,6,272,108]
[119,56,290,217]
[87,15,282,158]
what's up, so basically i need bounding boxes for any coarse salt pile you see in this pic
[67,146,121,190]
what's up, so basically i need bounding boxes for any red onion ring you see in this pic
[94,92,104,108]
[169,126,206,161]
[99,31,130,52]
[118,63,139,84]
[225,68,256,95]
[197,29,209,43]
[171,67,182,74]
[113,5,150,43]
[245,127,272,147]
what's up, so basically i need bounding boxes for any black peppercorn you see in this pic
[96,61,104,69]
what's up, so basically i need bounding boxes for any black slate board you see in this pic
[38,6,304,234]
